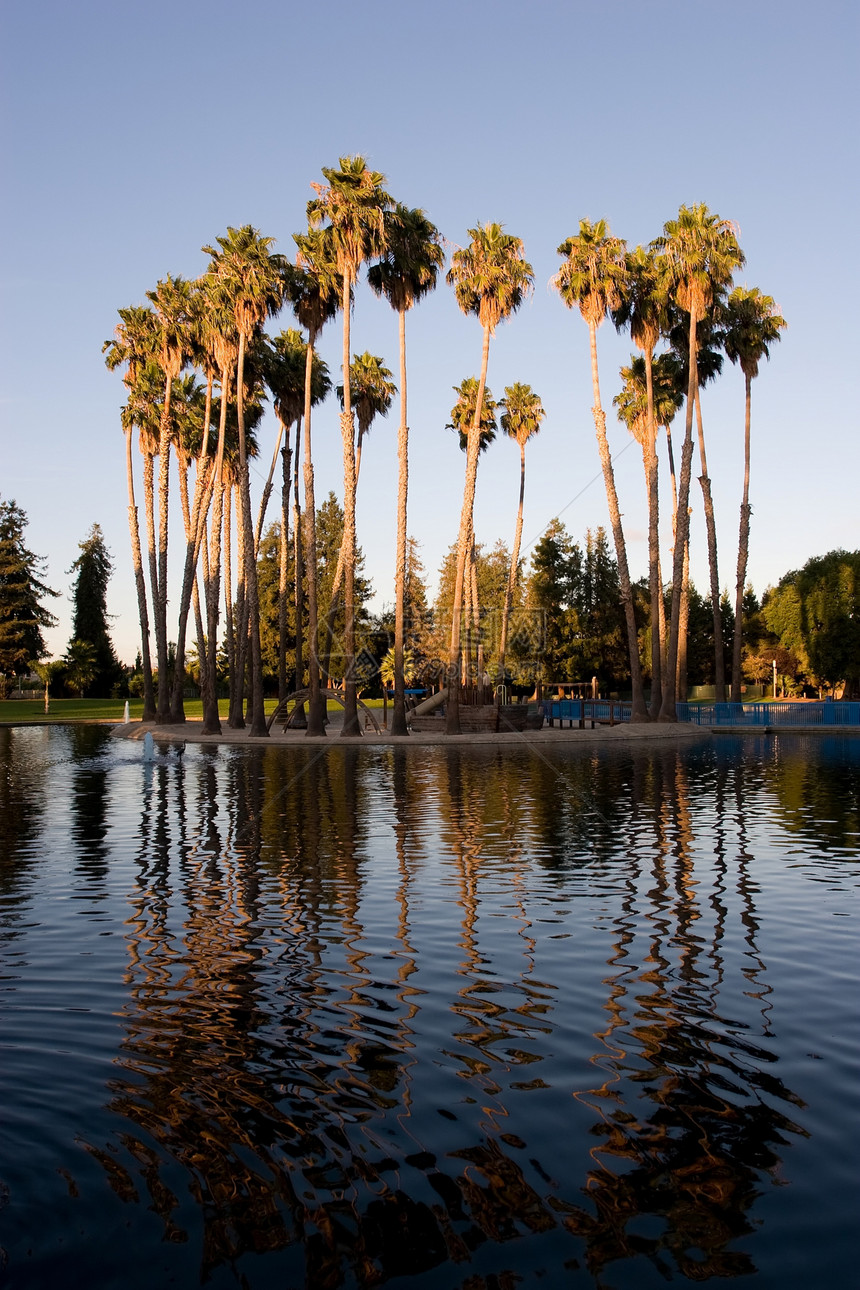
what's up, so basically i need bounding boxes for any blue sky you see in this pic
[1,0,857,663]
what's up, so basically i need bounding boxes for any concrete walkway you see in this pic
[112,716,709,749]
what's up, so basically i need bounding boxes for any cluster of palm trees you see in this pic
[105,154,784,737]
[552,208,785,721]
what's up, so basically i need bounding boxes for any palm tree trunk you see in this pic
[339,276,361,737]
[447,323,491,734]
[731,372,753,702]
[126,427,155,722]
[302,330,325,738]
[224,487,241,727]
[391,306,410,737]
[235,329,268,737]
[291,426,306,725]
[498,441,526,696]
[277,437,291,704]
[470,534,483,691]
[694,385,725,700]
[644,349,662,717]
[660,306,698,721]
[678,533,691,701]
[588,321,648,722]
[143,451,161,716]
[155,378,173,722]
[255,419,286,556]
[201,371,229,736]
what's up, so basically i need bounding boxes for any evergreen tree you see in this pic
[0,499,58,697]
[68,523,121,696]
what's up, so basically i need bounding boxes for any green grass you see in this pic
[0,694,390,724]
[0,697,272,724]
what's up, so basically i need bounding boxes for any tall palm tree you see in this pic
[653,204,744,719]
[289,231,342,736]
[613,354,683,693]
[321,352,396,688]
[336,351,397,480]
[103,306,159,722]
[262,328,330,704]
[202,226,286,737]
[447,378,499,690]
[724,286,786,701]
[307,156,392,737]
[145,275,195,721]
[197,284,239,735]
[612,246,670,715]
[368,204,444,736]
[552,218,648,722]
[445,222,533,733]
[497,383,545,693]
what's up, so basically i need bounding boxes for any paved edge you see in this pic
[110,720,712,749]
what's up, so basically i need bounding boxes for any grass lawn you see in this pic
[1,694,390,724]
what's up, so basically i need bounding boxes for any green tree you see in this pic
[445,222,533,732]
[724,287,787,701]
[763,551,860,696]
[0,499,58,697]
[553,218,648,720]
[368,204,444,735]
[653,204,745,716]
[67,524,121,696]
[307,156,392,737]
[497,383,544,691]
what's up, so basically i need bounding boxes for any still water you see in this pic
[1,726,858,1288]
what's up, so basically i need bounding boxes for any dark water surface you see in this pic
[1,726,858,1288]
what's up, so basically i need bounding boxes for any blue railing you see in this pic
[542,699,632,726]
[677,701,860,727]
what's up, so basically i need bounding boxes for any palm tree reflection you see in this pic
[84,741,812,1285]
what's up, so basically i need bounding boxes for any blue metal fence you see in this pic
[539,699,860,728]
[677,701,860,727]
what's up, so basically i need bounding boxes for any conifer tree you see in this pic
[68,524,121,696]
[0,498,58,697]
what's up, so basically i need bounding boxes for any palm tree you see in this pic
[336,351,397,480]
[320,352,396,689]
[307,156,392,737]
[653,204,744,719]
[724,287,786,701]
[65,639,98,697]
[289,231,343,736]
[202,226,286,737]
[445,222,533,733]
[368,204,444,736]
[196,283,239,735]
[497,383,545,693]
[262,328,330,704]
[612,246,670,716]
[103,305,158,722]
[613,354,682,693]
[447,378,500,690]
[552,218,648,722]
[145,275,195,722]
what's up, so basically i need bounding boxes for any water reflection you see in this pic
[2,731,858,1286]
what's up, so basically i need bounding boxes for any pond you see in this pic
[1,726,858,1288]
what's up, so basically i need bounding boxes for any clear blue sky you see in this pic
[1,0,857,663]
